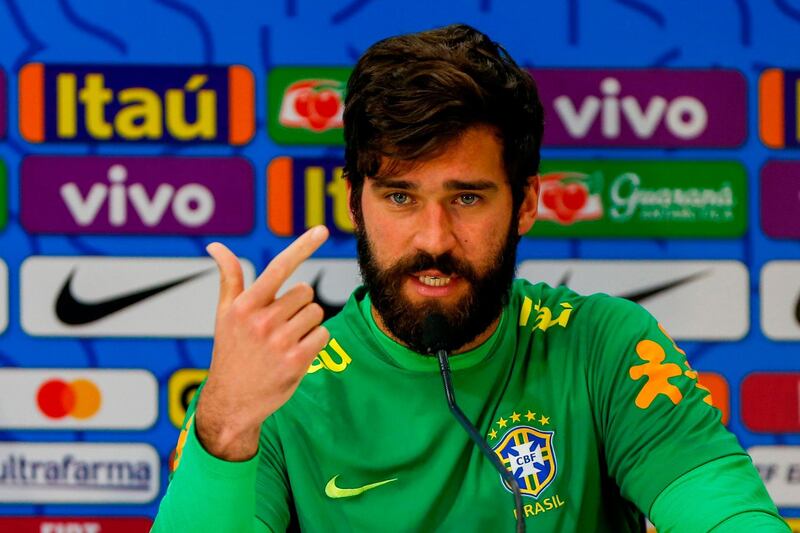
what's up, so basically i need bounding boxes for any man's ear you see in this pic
[517,175,539,236]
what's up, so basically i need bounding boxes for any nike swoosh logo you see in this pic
[795,291,800,326]
[312,274,346,320]
[554,269,707,303]
[324,474,397,499]
[618,270,710,303]
[55,267,213,325]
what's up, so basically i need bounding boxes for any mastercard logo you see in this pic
[36,379,102,419]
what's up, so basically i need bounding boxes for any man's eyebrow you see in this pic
[370,177,418,190]
[443,179,498,191]
[369,178,499,191]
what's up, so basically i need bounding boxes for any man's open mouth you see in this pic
[417,275,452,287]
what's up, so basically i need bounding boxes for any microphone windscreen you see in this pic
[422,313,450,354]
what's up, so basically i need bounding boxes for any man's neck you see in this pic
[369,305,502,355]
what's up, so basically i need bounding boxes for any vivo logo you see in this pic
[554,77,707,140]
[761,161,800,239]
[62,164,214,228]
[533,69,745,147]
[22,156,253,235]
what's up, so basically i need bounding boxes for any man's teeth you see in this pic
[418,275,452,287]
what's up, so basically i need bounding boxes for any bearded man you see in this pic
[153,24,786,532]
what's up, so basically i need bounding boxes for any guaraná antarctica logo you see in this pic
[530,160,746,238]
[268,67,349,144]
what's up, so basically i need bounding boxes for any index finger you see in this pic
[239,225,329,308]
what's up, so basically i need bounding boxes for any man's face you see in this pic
[351,126,538,353]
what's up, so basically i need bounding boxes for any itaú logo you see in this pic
[36,379,101,420]
[18,63,255,144]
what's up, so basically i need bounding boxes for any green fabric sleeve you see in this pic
[585,296,748,513]
[254,416,293,529]
[151,417,266,532]
[650,454,789,532]
[151,382,289,532]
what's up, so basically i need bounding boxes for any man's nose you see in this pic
[411,202,458,256]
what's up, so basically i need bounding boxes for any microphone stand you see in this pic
[435,348,526,533]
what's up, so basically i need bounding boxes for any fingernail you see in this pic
[311,225,328,239]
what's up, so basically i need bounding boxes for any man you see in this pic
[153,24,786,531]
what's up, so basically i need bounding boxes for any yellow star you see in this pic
[510,412,521,423]
[497,417,508,428]
[525,410,536,421]
[489,429,498,439]
[539,415,550,426]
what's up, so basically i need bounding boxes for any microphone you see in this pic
[423,314,526,533]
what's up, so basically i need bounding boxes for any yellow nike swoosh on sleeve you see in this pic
[324,474,398,498]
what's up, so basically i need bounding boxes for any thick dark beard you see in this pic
[354,217,519,354]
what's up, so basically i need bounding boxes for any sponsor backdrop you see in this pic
[0,0,797,524]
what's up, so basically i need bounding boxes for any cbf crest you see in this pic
[489,410,558,498]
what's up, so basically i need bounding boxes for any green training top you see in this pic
[154,280,773,531]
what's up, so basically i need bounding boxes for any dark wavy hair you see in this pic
[343,23,544,216]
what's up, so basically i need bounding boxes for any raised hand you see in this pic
[195,226,331,460]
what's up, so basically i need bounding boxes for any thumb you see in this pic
[206,242,244,310]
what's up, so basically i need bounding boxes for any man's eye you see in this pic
[389,192,409,205]
[458,194,479,205]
